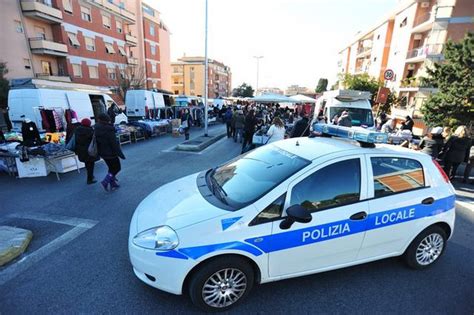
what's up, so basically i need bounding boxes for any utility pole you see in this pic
[253,56,263,96]
[204,0,209,136]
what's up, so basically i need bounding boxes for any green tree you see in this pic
[0,62,9,108]
[339,73,381,96]
[421,32,474,127]
[315,78,328,93]
[232,83,254,97]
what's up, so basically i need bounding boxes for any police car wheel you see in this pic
[404,226,447,269]
[189,257,254,312]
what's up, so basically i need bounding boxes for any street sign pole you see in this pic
[204,0,209,137]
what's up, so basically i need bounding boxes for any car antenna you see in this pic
[296,140,299,146]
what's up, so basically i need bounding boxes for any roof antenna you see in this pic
[296,140,299,146]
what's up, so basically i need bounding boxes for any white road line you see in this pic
[0,213,98,286]
[0,226,91,286]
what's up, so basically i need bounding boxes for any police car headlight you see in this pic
[132,226,179,250]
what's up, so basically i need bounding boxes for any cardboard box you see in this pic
[15,157,49,178]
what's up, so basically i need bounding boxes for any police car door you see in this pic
[357,155,432,260]
[268,155,369,277]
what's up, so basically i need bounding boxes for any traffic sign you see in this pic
[384,69,394,81]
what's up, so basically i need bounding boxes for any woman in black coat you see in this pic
[94,113,125,191]
[74,118,99,184]
[241,109,258,153]
[441,125,471,180]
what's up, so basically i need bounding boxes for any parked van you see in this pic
[312,90,375,129]
[173,95,203,107]
[125,90,168,118]
[8,87,123,131]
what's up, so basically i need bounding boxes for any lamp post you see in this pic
[253,56,263,96]
[204,0,209,136]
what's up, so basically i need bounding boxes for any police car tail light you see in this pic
[432,159,450,183]
[312,123,388,145]
[133,226,179,250]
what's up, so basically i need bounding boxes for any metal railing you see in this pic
[406,44,443,59]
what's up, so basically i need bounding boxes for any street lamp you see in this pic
[204,0,209,137]
[253,56,263,96]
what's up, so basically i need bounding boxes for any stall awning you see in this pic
[252,93,296,103]
[289,94,317,103]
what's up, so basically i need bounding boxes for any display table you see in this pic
[44,152,81,181]
[117,132,131,145]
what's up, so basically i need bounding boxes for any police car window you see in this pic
[249,194,285,226]
[290,159,361,212]
[371,157,425,198]
[211,146,310,208]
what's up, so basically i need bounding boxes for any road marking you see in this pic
[0,213,98,286]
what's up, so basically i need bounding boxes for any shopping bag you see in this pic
[65,134,76,151]
[88,133,98,157]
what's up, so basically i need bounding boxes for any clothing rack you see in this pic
[33,106,67,132]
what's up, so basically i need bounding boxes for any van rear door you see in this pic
[152,92,165,108]
[66,91,94,122]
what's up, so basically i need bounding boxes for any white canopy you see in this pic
[289,94,317,103]
[252,93,296,103]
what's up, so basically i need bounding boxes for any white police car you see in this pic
[129,125,455,312]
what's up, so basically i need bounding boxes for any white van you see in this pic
[125,90,166,118]
[312,90,375,129]
[8,88,122,131]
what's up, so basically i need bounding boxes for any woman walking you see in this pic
[241,109,258,153]
[418,126,444,158]
[95,113,125,191]
[266,117,286,144]
[441,125,471,180]
[74,118,99,184]
[182,108,192,140]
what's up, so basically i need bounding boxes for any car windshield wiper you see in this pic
[208,169,229,205]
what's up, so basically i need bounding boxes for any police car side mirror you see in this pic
[280,205,312,230]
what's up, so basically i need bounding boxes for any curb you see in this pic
[0,226,33,266]
[176,133,226,152]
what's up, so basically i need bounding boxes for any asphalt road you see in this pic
[1,124,473,314]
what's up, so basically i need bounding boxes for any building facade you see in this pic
[285,85,312,96]
[0,0,171,104]
[257,87,284,96]
[171,56,232,98]
[338,0,474,134]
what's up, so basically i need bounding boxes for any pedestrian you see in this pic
[440,125,471,181]
[241,109,258,153]
[233,110,245,143]
[94,113,125,191]
[107,103,121,125]
[403,115,414,131]
[224,107,233,138]
[463,143,474,184]
[266,117,286,144]
[337,110,352,127]
[442,127,452,141]
[381,119,395,134]
[181,108,192,140]
[73,118,99,185]
[290,114,310,138]
[418,126,444,158]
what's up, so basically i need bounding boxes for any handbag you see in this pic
[181,120,189,128]
[88,133,98,157]
[65,134,76,151]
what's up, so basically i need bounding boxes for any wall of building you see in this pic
[368,21,391,80]
[159,26,171,92]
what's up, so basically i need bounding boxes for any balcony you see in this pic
[35,73,71,82]
[21,0,63,24]
[127,57,138,65]
[406,44,443,63]
[398,77,437,92]
[89,0,135,24]
[356,46,372,58]
[411,6,453,33]
[29,37,68,56]
[125,33,138,46]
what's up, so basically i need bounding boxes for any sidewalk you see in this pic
[452,181,474,212]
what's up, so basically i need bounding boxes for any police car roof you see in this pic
[273,137,426,161]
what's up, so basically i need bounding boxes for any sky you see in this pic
[146,0,399,91]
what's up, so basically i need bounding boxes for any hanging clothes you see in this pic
[40,110,51,131]
[44,110,57,132]
[21,121,42,147]
[52,110,63,131]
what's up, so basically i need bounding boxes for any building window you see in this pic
[67,32,80,47]
[143,4,154,16]
[400,17,407,27]
[377,34,381,40]
[15,20,23,33]
[120,69,125,79]
[24,59,31,69]
[102,15,111,29]
[373,57,377,62]
[85,37,95,51]
[105,43,116,54]
[107,67,116,80]
[34,26,46,39]
[150,45,156,55]
[72,64,82,77]
[88,66,98,79]
[81,6,91,22]
[62,0,73,13]
[151,63,156,73]
[41,61,52,75]
[118,46,126,56]
[116,20,123,33]
[149,25,155,36]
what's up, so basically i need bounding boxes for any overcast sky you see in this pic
[146,0,398,90]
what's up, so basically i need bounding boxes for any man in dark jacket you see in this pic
[290,115,310,138]
[403,115,414,131]
[224,108,233,138]
[95,113,125,191]
[74,118,99,184]
[233,110,245,143]
[242,110,258,153]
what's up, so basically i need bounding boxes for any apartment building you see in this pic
[0,0,171,104]
[338,0,473,134]
[285,85,312,96]
[171,57,232,98]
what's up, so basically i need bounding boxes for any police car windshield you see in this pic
[330,107,374,127]
[210,146,310,208]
